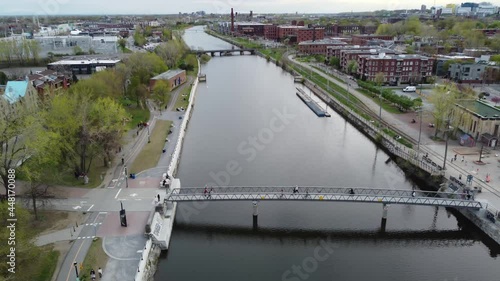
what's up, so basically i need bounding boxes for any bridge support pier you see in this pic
[380,204,389,232]
[252,201,258,229]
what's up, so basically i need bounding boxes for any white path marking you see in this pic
[115,188,122,199]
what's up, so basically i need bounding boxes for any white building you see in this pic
[477,4,498,15]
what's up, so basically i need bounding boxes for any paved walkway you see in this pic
[41,75,194,281]
[289,56,500,214]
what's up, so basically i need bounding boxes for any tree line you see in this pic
[0,38,42,65]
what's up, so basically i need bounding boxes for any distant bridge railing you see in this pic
[192,49,256,55]
[166,186,482,209]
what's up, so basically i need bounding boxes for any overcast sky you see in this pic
[1,0,499,16]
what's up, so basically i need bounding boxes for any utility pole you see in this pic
[443,119,450,170]
[417,78,424,158]
[124,165,129,188]
[417,107,423,158]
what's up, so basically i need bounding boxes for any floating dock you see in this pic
[296,88,330,117]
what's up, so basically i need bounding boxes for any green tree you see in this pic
[0,203,38,279]
[117,38,127,51]
[428,84,457,138]
[133,27,146,46]
[347,60,358,75]
[73,45,84,55]
[43,92,128,175]
[0,71,7,85]
[152,80,171,110]
[154,39,186,68]
[375,72,385,87]
[0,106,44,195]
[329,57,340,69]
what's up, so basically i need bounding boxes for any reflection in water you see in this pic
[155,27,500,281]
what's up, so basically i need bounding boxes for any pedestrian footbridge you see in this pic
[166,186,482,209]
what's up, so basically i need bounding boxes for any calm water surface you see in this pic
[154,26,499,281]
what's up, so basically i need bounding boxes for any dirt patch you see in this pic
[50,240,74,281]
[36,211,89,236]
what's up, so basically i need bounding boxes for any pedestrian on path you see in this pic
[462,156,464,162]
[157,194,160,202]
[98,267,103,278]
[454,154,457,161]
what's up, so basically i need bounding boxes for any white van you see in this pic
[403,86,416,92]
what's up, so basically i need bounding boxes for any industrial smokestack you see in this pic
[231,8,234,32]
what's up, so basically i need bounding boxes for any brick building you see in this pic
[298,39,346,55]
[326,45,373,60]
[357,54,434,83]
[323,24,378,36]
[25,69,70,100]
[263,24,278,40]
[234,22,266,37]
[340,48,396,73]
[150,69,186,90]
[351,35,394,46]
[296,28,325,43]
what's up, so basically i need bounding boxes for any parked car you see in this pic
[481,92,490,97]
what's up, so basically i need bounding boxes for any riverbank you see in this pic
[134,59,201,281]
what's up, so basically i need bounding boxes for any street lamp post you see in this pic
[417,107,423,158]
[443,119,451,170]
[124,165,129,188]
[147,125,151,143]
[73,262,79,279]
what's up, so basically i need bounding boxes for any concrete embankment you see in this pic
[134,60,201,281]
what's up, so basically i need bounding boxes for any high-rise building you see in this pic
[421,5,427,12]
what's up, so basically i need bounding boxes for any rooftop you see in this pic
[299,38,347,46]
[2,81,29,104]
[456,100,500,119]
[361,54,431,60]
[151,69,185,80]
[48,59,121,65]
[235,22,265,26]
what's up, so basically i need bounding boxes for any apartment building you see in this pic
[357,54,434,83]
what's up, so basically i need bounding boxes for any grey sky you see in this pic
[0,0,498,16]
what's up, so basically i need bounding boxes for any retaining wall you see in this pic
[134,60,201,281]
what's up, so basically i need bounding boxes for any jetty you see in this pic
[296,88,330,117]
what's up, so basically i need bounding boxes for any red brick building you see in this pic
[277,25,301,41]
[351,35,394,46]
[150,69,186,90]
[327,45,374,60]
[357,54,434,83]
[24,69,70,100]
[263,24,278,40]
[297,28,325,43]
[298,39,347,55]
[340,49,396,73]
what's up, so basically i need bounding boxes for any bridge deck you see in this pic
[166,187,482,209]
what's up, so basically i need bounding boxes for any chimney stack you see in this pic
[231,8,234,33]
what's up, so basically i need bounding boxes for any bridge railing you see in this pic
[166,187,482,208]
[170,186,471,199]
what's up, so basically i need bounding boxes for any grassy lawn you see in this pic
[79,238,108,281]
[357,88,403,114]
[26,245,60,281]
[130,120,172,173]
[122,99,151,130]
[174,83,192,110]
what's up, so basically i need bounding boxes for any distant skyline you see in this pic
[1,0,500,16]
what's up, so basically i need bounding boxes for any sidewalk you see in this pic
[290,57,500,213]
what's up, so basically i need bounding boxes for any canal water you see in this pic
[154,26,499,281]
